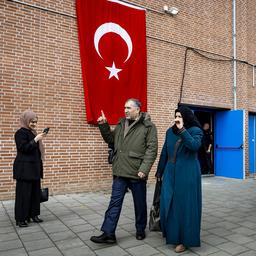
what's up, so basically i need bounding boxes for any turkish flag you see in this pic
[76,0,147,124]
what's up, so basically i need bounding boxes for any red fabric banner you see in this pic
[76,0,147,124]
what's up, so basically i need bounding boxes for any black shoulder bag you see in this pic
[149,179,162,231]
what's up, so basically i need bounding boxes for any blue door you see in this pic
[249,114,256,175]
[214,110,244,179]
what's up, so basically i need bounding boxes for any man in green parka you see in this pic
[90,98,158,244]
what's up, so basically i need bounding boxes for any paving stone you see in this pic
[207,227,233,237]
[77,230,97,242]
[190,242,220,255]
[238,221,256,229]
[216,242,249,255]
[0,232,19,242]
[81,213,103,221]
[200,229,210,235]
[0,220,13,227]
[55,237,85,250]
[207,251,232,256]
[62,218,87,226]
[62,245,95,256]
[231,227,256,236]
[28,247,62,256]
[115,229,132,239]
[0,239,23,252]
[225,233,254,244]
[204,216,221,224]
[70,223,95,233]
[126,244,159,256]
[118,216,134,225]
[94,245,128,256]
[59,213,80,221]
[0,248,28,256]
[202,221,222,230]
[16,225,42,235]
[181,252,198,256]
[20,232,49,242]
[237,251,256,256]
[118,235,144,249]
[120,223,136,233]
[201,234,228,246]
[155,245,178,256]
[77,209,99,216]
[213,221,240,230]
[222,216,243,223]
[0,226,15,234]
[23,238,55,252]
[40,221,69,234]
[145,232,165,248]
[38,214,57,222]
[243,241,256,250]
[86,218,105,226]
[84,238,115,251]
[48,230,77,242]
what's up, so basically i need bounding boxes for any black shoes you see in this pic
[16,216,43,227]
[136,231,146,240]
[26,216,43,223]
[32,216,43,223]
[90,232,145,244]
[90,233,116,244]
[16,221,28,227]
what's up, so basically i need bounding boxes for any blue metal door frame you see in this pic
[214,110,245,179]
[249,114,256,175]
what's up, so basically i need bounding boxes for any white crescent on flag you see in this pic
[94,22,133,63]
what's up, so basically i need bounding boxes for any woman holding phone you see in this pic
[13,110,48,227]
[155,106,203,253]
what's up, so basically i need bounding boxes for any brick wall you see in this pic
[1,0,256,200]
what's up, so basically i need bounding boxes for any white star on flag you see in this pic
[106,62,122,80]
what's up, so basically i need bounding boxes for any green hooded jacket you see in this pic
[99,112,158,179]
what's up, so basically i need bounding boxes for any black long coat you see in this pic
[13,128,43,180]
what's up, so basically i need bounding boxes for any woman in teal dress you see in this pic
[156,106,203,253]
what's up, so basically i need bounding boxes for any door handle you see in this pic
[216,144,243,150]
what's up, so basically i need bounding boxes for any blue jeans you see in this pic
[101,176,147,235]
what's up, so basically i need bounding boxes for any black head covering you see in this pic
[172,106,202,134]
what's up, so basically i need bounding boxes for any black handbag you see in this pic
[40,187,49,203]
[107,143,115,164]
[149,179,161,231]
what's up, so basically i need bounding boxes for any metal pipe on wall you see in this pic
[232,0,237,110]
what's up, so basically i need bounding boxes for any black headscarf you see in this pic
[172,106,202,134]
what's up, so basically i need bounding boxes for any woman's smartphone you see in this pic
[43,127,50,134]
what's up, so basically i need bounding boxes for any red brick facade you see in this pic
[1,0,256,200]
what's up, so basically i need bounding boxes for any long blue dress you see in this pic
[156,126,203,247]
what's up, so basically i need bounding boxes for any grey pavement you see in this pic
[0,176,256,256]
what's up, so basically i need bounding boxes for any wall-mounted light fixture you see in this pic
[163,5,179,16]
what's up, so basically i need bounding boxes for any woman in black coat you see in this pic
[13,110,48,227]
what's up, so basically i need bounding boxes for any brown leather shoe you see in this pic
[174,244,186,253]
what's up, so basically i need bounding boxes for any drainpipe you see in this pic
[232,0,237,110]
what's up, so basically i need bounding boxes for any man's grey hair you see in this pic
[126,98,141,108]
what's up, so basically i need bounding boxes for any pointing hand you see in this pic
[97,110,107,124]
